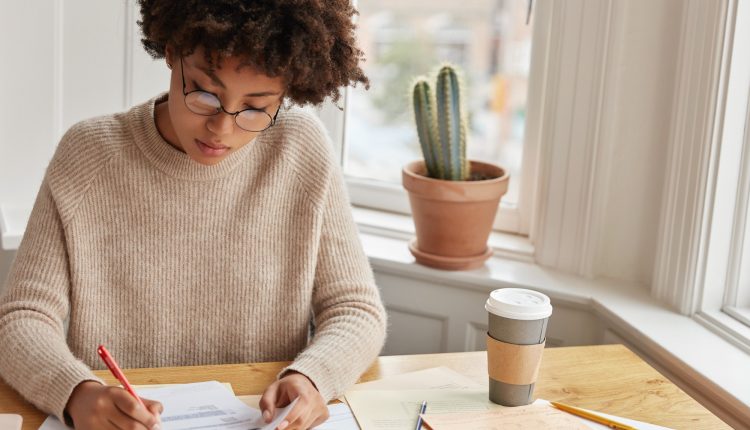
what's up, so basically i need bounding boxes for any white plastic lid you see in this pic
[485,288,553,320]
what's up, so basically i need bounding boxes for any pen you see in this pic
[415,400,427,430]
[550,401,637,430]
[97,344,146,407]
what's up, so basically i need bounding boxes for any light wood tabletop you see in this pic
[0,344,729,429]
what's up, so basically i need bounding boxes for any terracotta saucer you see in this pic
[408,238,493,271]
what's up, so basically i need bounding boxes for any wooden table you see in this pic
[0,344,729,429]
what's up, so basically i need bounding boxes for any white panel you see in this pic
[0,3,57,209]
[381,307,447,356]
[652,0,729,312]
[533,0,616,274]
[533,0,687,284]
[62,0,127,128]
[546,305,600,346]
[600,0,683,285]
[554,0,605,272]
[601,328,627,345]
[0,1,170,244]
[465,322,488,352]
[376,272,489,353]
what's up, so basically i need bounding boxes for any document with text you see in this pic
[39,381,294,430]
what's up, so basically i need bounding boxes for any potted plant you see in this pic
[403,64,510,270]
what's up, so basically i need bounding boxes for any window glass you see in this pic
[345,0,533,206]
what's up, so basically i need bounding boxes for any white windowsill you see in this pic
[354,209,750,427]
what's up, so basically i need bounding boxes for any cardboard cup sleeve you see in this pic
[486,334,545,385]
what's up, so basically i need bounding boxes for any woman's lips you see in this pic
[195,139,230,157]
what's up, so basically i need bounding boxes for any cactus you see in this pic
[412,64,469,181]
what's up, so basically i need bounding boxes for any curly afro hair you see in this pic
[137,0,369,105]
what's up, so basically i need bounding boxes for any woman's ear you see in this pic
[165,45,175,70]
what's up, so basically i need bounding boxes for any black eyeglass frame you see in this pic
[180,57,280,132]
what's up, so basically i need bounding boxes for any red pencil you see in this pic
[97,345,146,407]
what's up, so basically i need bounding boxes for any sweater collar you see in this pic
[129,93,262,181]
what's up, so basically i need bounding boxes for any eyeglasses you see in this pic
[180,58,280,132]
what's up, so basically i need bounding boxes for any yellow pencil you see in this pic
[550,401,639,430]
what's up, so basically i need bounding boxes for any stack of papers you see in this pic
[343,367,673,430]
[39,381,358,430]
[419,403,591,429]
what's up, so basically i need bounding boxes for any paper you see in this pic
[314,403,360,430]
[140,381,275,429]
[421,403,592,430]
[134,382,235,392]
[237,396,359,429]
[0,414,22,430]
[38,416,73,430]
[344,389,674,430]
[345,388,505,430]
[536,400,674,430]
[348,367,483,392]
[39,381,288,430]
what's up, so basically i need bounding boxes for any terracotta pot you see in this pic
[402,160,509,270]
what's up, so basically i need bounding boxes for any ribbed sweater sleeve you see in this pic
[279,114,387,401]
[0,178,103,421]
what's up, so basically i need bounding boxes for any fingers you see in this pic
[280,396,328,430]
[260,381,281,423]
[111,389,161,429]
[277,401,309,430]
[264,373,328,430]
[107,409,151,430]
[309,406,331,428]
[262,373,329,429]
[65,383,161,430]
[143,398,164,416]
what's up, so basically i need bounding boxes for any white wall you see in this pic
[0,2,167,295]
[0,3,58,214]
[0,1,168,218]
[595,0,682,284]
[527,0,684,286]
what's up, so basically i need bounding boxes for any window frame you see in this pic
[316,0,548,237]
[693,0,750,352]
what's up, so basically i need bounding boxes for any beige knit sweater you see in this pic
[0,95,387,422]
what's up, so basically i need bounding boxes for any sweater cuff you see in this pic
[45,361,104,423]
[279,356,337,402]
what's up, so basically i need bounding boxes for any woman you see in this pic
[0,1,387,429]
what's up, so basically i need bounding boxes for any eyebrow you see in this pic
[194,64,281,97]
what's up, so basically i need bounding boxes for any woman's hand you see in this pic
[259,371,329,430]
[65,381,163,430]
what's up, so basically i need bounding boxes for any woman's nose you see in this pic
[207,112,235,136]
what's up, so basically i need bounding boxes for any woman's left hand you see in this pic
[259,371,329,430]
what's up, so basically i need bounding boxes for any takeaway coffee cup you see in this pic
[485,288,552,406]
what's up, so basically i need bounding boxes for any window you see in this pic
[698,0,750,350]
[333,0,536,235]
